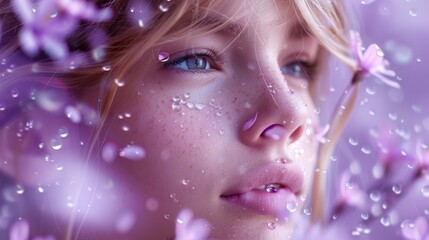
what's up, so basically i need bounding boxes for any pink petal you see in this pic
[362,44,384,70]
[416,217,428,238]
[349,30,363,60]
[10,219,30,240]
[370,71,401,89]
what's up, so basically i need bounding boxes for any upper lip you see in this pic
[220,161,304,197]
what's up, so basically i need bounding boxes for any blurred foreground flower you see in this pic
[12,0,112,59]
[10,219,55,240]
[349,30,400,89]
[175,209,212,240]
[402,217,429,240]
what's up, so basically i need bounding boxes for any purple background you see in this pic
[325,0,429,239]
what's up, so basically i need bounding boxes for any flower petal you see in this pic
[11,0,34,23]
[362,44,384,70]
[10,219,30,240]
[370,71,401,89]
[41,34,68,59]
[19,28,40,57]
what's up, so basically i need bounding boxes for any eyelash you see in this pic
[163,49,317,81]
[164,49,221,72]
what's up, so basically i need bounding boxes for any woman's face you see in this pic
[90,0,320,238]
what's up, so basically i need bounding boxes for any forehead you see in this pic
[196,0,308,40]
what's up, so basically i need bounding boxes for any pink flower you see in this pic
[336,172,365,209]
[402,217,429,240]
[12,0,112,59]
[175,209,211,240]
[349,30,400,89]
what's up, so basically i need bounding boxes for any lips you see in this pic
[220,163,304,217]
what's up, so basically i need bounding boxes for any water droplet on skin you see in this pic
[392,184,402,195]
[361,213,369,220]
[267,222,276,230]
[164,214,170,219]
[158,52,169,62]
[186,102,194,109]
[388,112,398,120]
[114,78,125,87]
[183,93,191,99]
[122,125,130,131]
[286,202,297,212]
[119,145,145,161]
[171,102,181,111]
[195,103,205,110]
[421,185,429,197]
[38,186,44,193]
[50,138,63,150]
[102,65,112,71]
[409,8,417,17]
[181,179,190,186]
[65,106,81,123]
[416,58,422,63]
[0,103,5,111]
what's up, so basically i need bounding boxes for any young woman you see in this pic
[0,0,355,239]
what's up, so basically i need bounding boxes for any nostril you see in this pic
[261,124,285,140]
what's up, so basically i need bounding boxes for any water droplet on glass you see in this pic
[11,88,19,98]
[119,145,146,161]
[114,78,125,87]
[102,65,112,71]
[380,216,391,227]
[361,212,369,220]
[50,138,63,150]
[58,127,69,138]
[361,146,372,155]
[348,137,358,146]
[370,191,381,202]
[409,8,417,17]
[158,52,169,62]
[421,185,429,197]
[388,112,398,120]
[303,208,311,216]
[159,3,169,12]
[267,222,276,230]
[360,0,376,5]
[138,19,144,28]
[392,184,402,195]
[16,185,24,195]
[365,87,376,95]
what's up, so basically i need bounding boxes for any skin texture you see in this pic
[0,0,322,239]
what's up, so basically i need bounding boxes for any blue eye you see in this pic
[280,62,313,80]
[165,52,215,71]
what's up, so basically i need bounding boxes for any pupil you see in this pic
[187,56,206,69]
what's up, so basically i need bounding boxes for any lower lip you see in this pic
[221,188,297,217]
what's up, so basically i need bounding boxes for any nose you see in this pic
[239,69,309,148]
